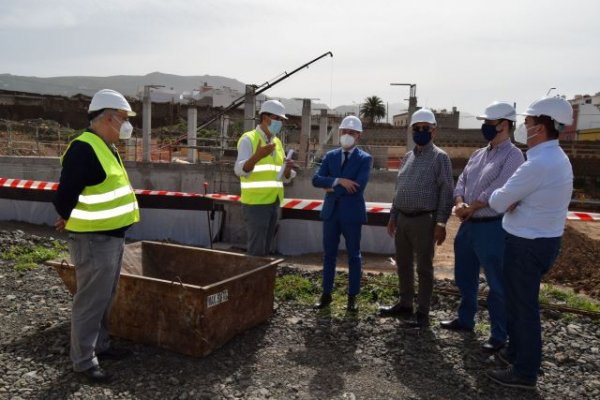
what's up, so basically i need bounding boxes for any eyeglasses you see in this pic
[412,125,431,133]
[268,114,284,122]
[109,109,129,122]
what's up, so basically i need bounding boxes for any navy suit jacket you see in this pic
[312,147,372,223]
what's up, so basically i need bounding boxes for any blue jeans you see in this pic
[322,207,363,296]
[503,233,561,382]
[454,219,506,343]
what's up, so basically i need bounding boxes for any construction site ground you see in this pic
[1,219,600,400]
[2,217,599,297]
[285,218,600,295]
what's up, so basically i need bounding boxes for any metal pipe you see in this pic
[195,51,333,132]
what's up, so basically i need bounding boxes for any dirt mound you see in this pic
[544,225,600,297]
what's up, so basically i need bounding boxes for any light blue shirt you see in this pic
[489,140,573,239]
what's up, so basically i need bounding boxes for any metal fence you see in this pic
[0,119,77,157]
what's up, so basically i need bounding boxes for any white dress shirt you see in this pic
[234,125,296,182]
[489,140,573,239]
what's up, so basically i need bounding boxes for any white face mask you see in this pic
[339,134,355,149]
[108,113,134,140]
[514,123,538,145]
[119,121,134,140]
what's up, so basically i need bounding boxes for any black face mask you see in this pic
[481,123,499,141]
[412,126,432,146]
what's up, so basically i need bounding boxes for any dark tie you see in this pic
[341,151,349,171]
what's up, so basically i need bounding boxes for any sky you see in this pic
[1,0,600,127]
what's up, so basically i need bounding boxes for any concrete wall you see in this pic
[0,156,398,202]
[0,155,399,251]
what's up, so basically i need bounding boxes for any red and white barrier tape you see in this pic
[204,194,390,213]
[567,211,600,222]
[1,177,598,221]
[0,177,59,191]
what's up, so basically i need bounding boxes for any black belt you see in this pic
[399,210,435,218]
[469,215,503,223]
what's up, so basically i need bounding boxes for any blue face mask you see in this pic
[481,123,499,141]
[413,128,432,146]
[268,119,282,135]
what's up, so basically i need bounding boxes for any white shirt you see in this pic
[234,125,296,182]
[489,140,573,239]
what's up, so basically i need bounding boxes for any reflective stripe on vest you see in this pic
[70,202,139,220]
[251,164,282,173]
[238,129,285,205]
[77,185,134,204]
[240,181,284,189]
[61,131,140,232]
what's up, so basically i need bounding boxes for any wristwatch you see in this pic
[436,222,446,228]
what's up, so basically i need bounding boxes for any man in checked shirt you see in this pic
[379,108,454,328]
[439,101,524,353]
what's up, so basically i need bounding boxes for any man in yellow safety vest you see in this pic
[53,89,139,382]
[234,100,296,256]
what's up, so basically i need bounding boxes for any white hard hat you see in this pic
[88,89,136,116]
[476,101,516,122]
[410,108,436,126]
[520,96,573,126]
[339,115,363,132]
[259,100,288,120]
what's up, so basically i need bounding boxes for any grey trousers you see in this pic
[68,233,124,372]
[242,201,279,256]
[394,213,436,314]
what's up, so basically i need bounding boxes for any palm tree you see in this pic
[360,96,386,126]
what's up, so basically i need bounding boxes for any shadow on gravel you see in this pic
[384,324,482,399]
[4,317,271,399]
[288,310,361,399]
[458,335,544,400]
[1,321,86,399]
[384,325,544,400]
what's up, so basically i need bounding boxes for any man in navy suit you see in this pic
[312,116,373,312]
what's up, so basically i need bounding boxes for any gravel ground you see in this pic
[1,229,600,400]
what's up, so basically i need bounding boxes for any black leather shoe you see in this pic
[313,293,332,309]
[481,338,505,353]
[439,318,473,332]
[496,348,512,366]
[378,303,413,318]
[97,347,133,361]
[79,365,110,383]
[487,367,536,390]
[347,295,358,313]
[404,311,429,328]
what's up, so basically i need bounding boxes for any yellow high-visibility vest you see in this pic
[238,129,285,205]
[61,131,140,232]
